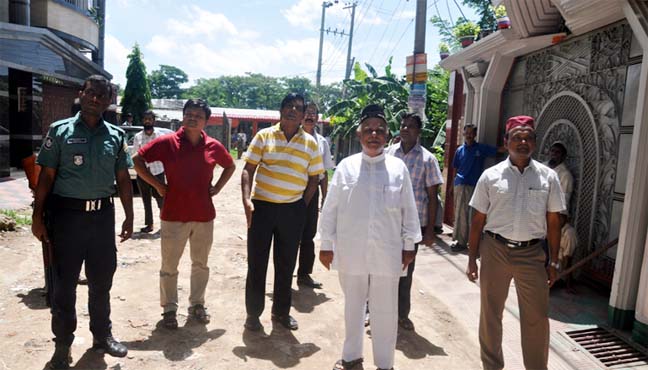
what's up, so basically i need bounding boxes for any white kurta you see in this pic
[559,223,578,260]
[553,162,574,212]
[319,152,422,277]
[318,152,422,369]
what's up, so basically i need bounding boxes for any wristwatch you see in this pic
[549,261,560,269]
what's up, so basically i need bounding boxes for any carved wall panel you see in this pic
[501,22,631,271]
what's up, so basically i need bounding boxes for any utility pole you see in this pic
[413,0,427,54]
[407,0,428,118]
[344,2,357,80]
[316,2,334,87]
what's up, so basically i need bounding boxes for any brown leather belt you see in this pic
[485,230,540,248]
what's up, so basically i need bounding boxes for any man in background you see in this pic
[121,113,133,126]
[386,112,443,331]
[132,110,166,233]
[451,124,502,252]
[295,101,335,289]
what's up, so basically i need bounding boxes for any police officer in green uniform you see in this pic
[31,75,134,369]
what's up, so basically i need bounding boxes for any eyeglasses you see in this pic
[305,111,318,116]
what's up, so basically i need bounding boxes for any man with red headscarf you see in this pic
[465,116,565,370]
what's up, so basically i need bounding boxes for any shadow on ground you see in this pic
[232,323,320,368]
[549,281,609,325]
[396,329,447,359]
[71,349,108,370]
[130,230,161,240]
[291,286,331,313]
[17,287,48,310]
[122,319,226,361]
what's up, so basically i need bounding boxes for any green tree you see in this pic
[326,61,449,163]
[313,82,343,112]
[462,0,496,34]
[423,66,450,165]
[149,65,188,99]
[327,60,409,140]
[121,44,151,124]
[430,16,468,51]
[184,78,225,107]
[185,73,342,111]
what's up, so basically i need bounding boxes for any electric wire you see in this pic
[367,0,403,66]
[445,0,454,25]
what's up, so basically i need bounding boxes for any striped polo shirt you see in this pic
[244,123,324,203]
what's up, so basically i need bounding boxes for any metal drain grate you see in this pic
[565,327,648,368]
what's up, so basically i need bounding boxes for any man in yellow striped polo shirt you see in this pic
[241,93,324,332]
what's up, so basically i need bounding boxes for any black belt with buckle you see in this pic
[485,231,540,248]
[52,195,113,212]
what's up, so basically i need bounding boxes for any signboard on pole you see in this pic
[406,53,428,83]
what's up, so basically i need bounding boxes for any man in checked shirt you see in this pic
[385,112,443,331]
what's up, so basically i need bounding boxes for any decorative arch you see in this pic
[535,91,602,262]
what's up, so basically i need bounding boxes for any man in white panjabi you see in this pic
[319,104,421,370]
[545,142,574,211]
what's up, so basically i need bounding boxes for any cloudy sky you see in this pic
[105,0,474,87]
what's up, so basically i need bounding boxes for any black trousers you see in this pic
[297,189,319,277]
[246,199,306,317]
[50,204,117,346]
[398,227,425,319]
[136,173,165,227]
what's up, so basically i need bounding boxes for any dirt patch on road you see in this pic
[0,161,480,370]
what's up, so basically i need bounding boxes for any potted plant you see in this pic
[494,5,510,30]
[453,21,481,48]
[439,42,450,60]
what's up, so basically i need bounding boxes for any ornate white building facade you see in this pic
[440,0,648,345]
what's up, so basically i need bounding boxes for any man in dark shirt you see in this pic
[32,75,133,369]
[451,124,501,251]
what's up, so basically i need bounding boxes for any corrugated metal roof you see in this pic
[121,99,328,123]
[211,107,280,121]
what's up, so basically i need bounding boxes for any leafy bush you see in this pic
[439,42,450,53]
[493,5,507,18]
[453,21,481,38]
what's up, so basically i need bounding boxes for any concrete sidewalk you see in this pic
[0,170,33,210]
[413,233,627,370]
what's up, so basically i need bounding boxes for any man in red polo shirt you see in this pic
[133,99,236,330]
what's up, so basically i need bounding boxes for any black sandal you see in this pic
[162,311,178,330]
[333,358,363,370]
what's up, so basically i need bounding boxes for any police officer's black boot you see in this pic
[47,344,72,369]
[92,336,128,357]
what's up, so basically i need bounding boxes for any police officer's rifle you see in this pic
[42,201,54,308]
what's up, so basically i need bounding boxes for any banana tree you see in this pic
[328,59,409,140]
